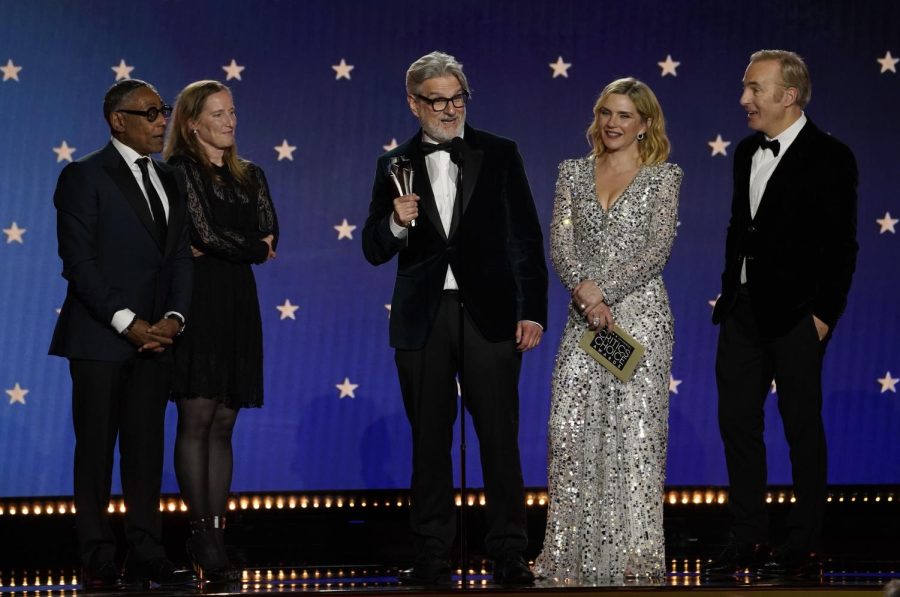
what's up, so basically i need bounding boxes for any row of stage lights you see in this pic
[0,489,894,516]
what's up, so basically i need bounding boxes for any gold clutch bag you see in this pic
[578,325,646,382]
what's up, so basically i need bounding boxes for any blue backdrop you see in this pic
[1,0,898,497]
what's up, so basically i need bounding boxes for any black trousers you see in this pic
[715,287,827,551]
[70,357,171,567]
[394,292,528,561]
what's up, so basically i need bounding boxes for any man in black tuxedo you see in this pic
[709,50,858,577]
[362,51,548,585]
[50,80,195,588]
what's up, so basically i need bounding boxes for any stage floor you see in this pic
[1,561,898,596]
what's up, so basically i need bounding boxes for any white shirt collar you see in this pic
[766,112,807,151]
[110,136,150,167]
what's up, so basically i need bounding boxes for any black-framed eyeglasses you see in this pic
[414,92,469,112]
[116,104,172,123]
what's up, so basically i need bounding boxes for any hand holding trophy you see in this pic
[388,156,416,227]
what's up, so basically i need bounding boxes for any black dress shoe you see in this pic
[757,547,821,579]
[125,557,198,586]
[493,555,535,586]
[398,556,451,586]
[82,561,124,590]
[703,542,767,577]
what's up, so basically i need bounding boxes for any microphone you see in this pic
[449,137,466,165]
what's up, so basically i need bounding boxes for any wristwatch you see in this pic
[165,313,186,336]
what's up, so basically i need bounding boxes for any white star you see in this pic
[53,140,76,163]
[336,377,359,399]
[708,294,721,309]
[3,222,26,244]
[332,58,354,80]
[878,371,898,393]
[658,54,681,77]
[876,211,898,234]
[669,375,682,394]
[276,299,299,320]
[383,138,399,152]
[1,59,22,82]
[5,382,28,405]
[273,139,297,161]
[222,59,245,81]
[111,59,134,81]
[334,218,357,240]
[384,304,392,318]
[549,56,572,78]
[877,51,898,74]
[708,134,731,157]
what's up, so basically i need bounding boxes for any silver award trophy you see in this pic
[388,156,415,227]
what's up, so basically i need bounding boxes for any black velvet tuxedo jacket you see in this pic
[712,119,858,337]
[50,142,193,361]
[363,124,548,350]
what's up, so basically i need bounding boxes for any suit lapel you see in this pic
[102,143,165,251]
[754,121,814,222]
[155,160,182,256]
[448,126,482,239]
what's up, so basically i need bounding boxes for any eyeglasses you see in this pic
[414,92,469,112]
[116,104,172,123]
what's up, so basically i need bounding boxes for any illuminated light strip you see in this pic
[1,489,894,516]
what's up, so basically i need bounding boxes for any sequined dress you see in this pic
[533,157,682,583]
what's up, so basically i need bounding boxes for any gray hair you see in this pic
[750,49,811,108]
[405,51,470,95]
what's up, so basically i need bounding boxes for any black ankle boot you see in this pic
[186,518,230,582]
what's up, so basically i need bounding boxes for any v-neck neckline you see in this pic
[592,158,643,214]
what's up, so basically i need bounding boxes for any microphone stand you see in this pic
[450,143,468,588]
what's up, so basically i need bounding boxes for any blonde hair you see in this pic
[749,49,811,108]
[163,80,252,190]
[586,77,670,165]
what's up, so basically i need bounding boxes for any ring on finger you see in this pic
[592,318,600,326]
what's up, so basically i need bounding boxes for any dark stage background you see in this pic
[1,0,898,497]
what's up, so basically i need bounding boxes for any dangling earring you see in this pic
[637,132,646,141]
[191,129,198,134]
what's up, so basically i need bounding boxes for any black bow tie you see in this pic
[758,137,780,157]
[421,141,452,155]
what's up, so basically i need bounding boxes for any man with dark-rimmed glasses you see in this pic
[363,51,548,586]
[50,79,194,589]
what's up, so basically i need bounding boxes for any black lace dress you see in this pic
[168,156,278,408]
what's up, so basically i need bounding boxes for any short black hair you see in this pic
[102,79,157,125]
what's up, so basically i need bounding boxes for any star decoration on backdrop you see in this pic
[273,140,297,161]
[876,211,898,234]
[3,222,26,244]
[5,383,28,405]
[658,54,680,77]
[384,304,391,318]
[549,56,572,78]
[334,218,357,240]
[2,59,22,81]
[383,138,398,151]
[53,140,76,163]
[708,294,720,308]
[111,59,134,81]
[332,59,354,80]
[669,375,682,394]
[336,377,358,399]
[878,371,898,393]
[708,135,731,156]
[222,59,245,81]
[276,299,299,320]
[877,51,898,74]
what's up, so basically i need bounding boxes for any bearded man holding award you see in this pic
[533,77,682,583]
[362,51,548,586]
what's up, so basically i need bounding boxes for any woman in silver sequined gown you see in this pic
[534,78,682,583]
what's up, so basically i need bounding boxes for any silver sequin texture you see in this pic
[533,157,683,584]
